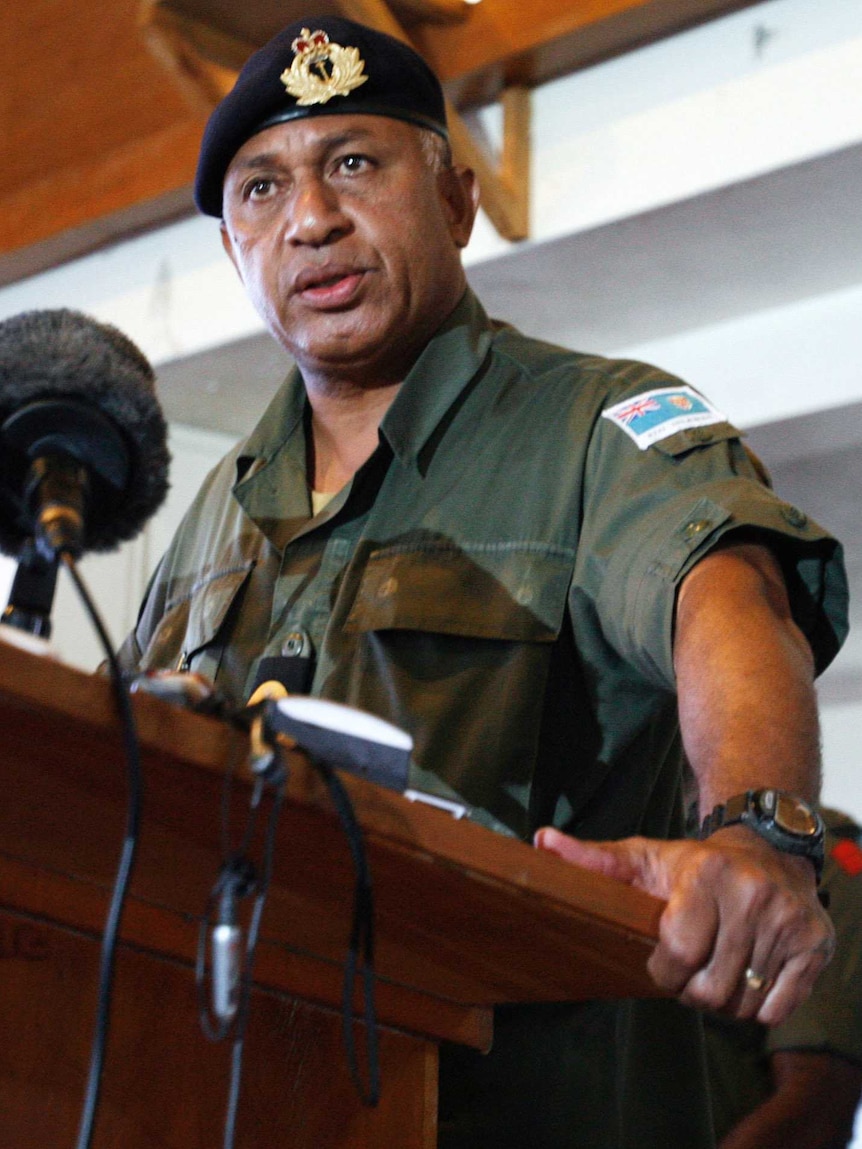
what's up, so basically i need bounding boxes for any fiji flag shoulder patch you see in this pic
[602,385,726,450]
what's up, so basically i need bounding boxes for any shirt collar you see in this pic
[233,285,493,499]
[380,288,493,470]
[232,369,310,549]
[236,365,308,480]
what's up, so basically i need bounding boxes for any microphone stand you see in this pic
[1,537,59,640]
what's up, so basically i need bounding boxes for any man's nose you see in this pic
[284,176,350,247]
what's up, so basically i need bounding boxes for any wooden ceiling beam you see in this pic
[0,0,209,279]
[339,0,530,238]
[137,0,759,242]
[412,0,759,107]
[0,0,759,278]
[0,119,205,288]
[140,5,257,109]
[142,0,759,107]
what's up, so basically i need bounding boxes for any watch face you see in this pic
[773,792,819,837]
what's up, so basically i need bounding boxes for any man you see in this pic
[120,16,848,1146]
[704,808,862,1149]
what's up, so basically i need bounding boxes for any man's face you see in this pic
[220,114,478,386]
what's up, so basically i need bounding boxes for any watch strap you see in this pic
[699,789,825,881]
[699,791,751,839]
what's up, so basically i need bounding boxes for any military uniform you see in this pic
[120,288,847,1146]
[705,811,862,1144]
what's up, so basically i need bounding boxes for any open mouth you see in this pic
[296,268,366,306]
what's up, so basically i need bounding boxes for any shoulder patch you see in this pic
[602,385,726,450]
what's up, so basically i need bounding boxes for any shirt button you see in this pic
[781,504,808,529]
[282,629,310,657]
[690,427,714,443]
[683,519,713,540]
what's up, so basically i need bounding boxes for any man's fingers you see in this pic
[654,848,773,1007]
[534,827,649,886]
[646,886,721,996]
[536,826,835,1024]
[754,932,836,1026]
[664,850,833,1021]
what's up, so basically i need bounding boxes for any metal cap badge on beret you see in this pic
[194,16,448,217]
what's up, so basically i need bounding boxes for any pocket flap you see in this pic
[345,545,572,641]
[154,562,254,657]
[184,565,254,652]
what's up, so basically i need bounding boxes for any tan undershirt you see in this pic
[311,488,338,516]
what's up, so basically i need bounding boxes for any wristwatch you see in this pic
[700,789,825,880]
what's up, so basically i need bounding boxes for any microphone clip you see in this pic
[205,856,258,1031]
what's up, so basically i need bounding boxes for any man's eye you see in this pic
[245,178,274,200]
[338,154,371,174]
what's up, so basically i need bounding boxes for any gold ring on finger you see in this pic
[744,966,771,992]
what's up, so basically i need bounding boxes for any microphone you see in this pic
[0,308,170,560]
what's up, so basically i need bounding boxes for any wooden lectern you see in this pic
[0,634,664,1147]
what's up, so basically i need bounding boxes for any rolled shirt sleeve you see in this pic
[573,378,848,689]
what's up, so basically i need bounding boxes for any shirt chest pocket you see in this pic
[336,545,575,836]
[343,545,573,641]
[140,563,255,676]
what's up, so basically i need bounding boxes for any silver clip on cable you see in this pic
[209,859,257,1028]
[196,729,287,1149]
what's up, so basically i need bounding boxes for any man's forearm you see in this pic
[536,539,834,1025]
[719,1052,862,1149]
[674,540,821,813]
[720,1097,852,1149]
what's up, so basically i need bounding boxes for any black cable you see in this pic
[195,750,286,1149]
[197,710,381,1144]
[309,758,380,1107]
[61,552,143,1149]
[222,782,284,1149]
[219,735,263,862]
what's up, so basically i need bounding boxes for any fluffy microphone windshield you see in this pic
[0,308,171,557]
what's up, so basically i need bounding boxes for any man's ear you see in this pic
[438,164,480,249]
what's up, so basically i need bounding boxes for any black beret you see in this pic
[194,16,448,217]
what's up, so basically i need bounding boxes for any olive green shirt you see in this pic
[121,288,848,1147]
[123,288,846,840]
